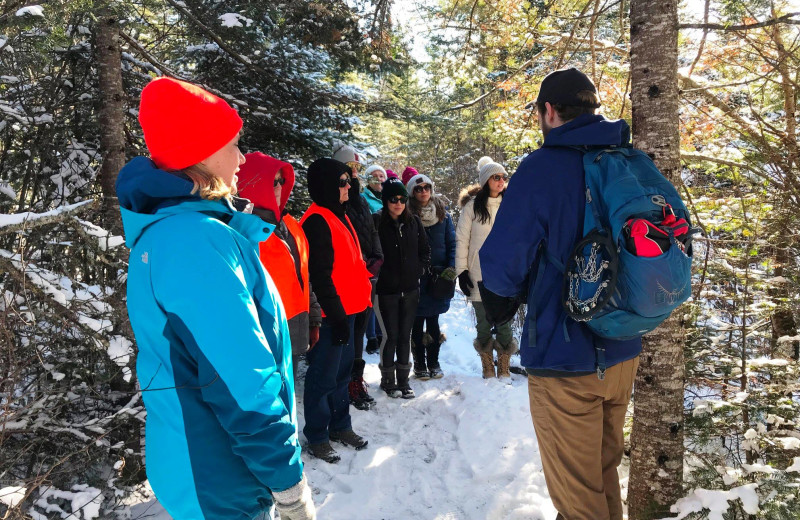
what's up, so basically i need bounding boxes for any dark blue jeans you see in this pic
[303,315,355,444]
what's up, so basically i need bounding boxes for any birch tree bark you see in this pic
[627,0,684,517]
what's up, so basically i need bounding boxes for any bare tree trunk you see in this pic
[627,0,684,518]
[94,2,127,235]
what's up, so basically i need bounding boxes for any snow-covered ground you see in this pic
[130,294,564,519]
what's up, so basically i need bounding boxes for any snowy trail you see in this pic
[131,295,559,519]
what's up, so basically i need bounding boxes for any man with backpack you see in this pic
[479,68,645,520]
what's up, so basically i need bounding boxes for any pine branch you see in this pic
[679,12,800,31]
[0,200,95,236]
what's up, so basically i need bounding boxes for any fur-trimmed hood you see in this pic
[458,184,482,208]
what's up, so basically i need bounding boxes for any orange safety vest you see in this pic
[259,214,310,320]
[300,203,372,317]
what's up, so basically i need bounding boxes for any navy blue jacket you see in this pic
[417,212,456,316]
[480,114,641,374]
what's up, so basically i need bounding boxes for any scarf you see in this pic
[419,202,438,227]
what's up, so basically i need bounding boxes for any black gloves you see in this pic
[478,282,522,327]
[458,270,474,297]
[331,319,350,346]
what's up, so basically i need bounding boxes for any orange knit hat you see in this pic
[138,77,243,171]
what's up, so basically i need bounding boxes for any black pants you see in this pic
[412,314,441,349]
[353,279,377,359]
[375,289,419,369]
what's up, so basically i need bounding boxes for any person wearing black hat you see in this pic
[373,178,430,399]
[479,68,641,520]
[299,158,373,463]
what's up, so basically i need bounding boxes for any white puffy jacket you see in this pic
[455,188,502,302]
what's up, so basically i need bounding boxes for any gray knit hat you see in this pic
[331,143,360,164]
[476,156,493,173]
[479,162,507,186]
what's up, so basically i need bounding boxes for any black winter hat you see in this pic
[381,178,408,205]
[534,68,601,107]
[307,158,350,211]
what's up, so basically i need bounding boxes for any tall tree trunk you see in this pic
[94,3,127,235]
[627,0,684,518]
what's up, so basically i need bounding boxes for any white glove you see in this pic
[273,475,316,520]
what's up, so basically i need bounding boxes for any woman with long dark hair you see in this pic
[456,160,517,378]
[406,172,456,380]
[374,178,430,398]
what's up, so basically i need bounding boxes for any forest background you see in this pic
[1,0,800,519]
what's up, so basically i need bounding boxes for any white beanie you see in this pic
[332,143,360,164]
[479,162,507,186]
[477,156,493,173]
[364,164,386,177]
[406,173,434,194]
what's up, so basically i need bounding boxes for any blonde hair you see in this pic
[181,163,237,200]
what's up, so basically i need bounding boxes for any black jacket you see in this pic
[376,212,431,295]
[302,159,357,323]
[346,177,383,276]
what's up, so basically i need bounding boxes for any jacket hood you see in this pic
[307,158,350,213]
[543,114,631,148]
[458,184,482,208]
[116,157,271,249]
[236,152,296,219]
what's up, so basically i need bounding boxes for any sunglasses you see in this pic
[413,184,431,193]
[346,161,364,173]
[490,174,509,182]
[274,177,286,187]
[389,196,407,204]
[338,177,352,188]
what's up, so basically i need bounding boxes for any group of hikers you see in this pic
[118,67,670,520]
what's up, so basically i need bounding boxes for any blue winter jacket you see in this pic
[417,212,456,316]
[362,187,383,213]
[480,114,642,374]
[117,157,303,519]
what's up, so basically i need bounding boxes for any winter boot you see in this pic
[495,338,519,379]
[474,338,495,379]
[329,429,369,450]
[365,337,379,355]
[412,340,430,380]
[348,359,375,410]
[396,363,415,399]
[307,442,341,464]
[380,366,401,398]
[426,333,445,379]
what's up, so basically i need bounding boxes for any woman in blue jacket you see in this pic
[406,172,456,379]
[117,77,314,520]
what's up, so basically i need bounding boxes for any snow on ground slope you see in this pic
[130,294,559,520]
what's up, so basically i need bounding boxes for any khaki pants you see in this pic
[528,357,639,520]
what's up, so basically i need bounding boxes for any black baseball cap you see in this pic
[532,68,601,108]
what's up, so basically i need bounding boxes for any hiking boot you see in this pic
[399,387,416,399]
[412,341,429,380]
[380,366,401,398]
[330,429,368,450]
[348,381,373,410]
[475,338,495,379]
[365,337,380,355]
[495,338,519,379]
[349,359,375,410]
[396,363,415,399]
[307,442,340,463]
[426,333,445,379]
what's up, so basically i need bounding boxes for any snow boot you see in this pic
[426,333,445,379]
[380,366,401,398]
[348,359,375,410]
[474,338,496,379]
[307,442,340,463]
[495,338,519,379]
[365,337,379,355]
[330,429,369,450]
[412,340,430,380]
[396,363,415,399]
